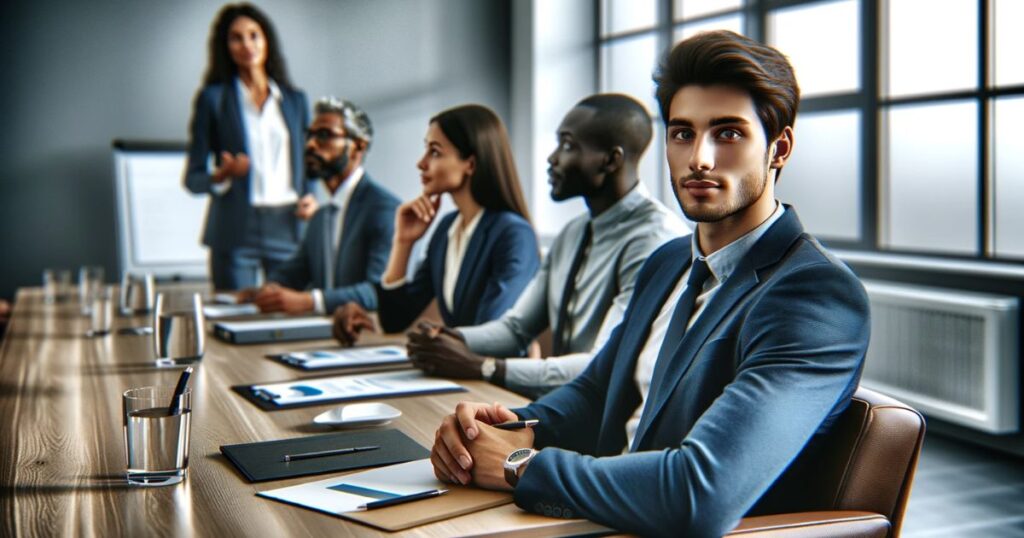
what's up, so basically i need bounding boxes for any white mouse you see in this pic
[312,402,402,428]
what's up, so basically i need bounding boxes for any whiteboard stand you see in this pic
[112,140,209,281]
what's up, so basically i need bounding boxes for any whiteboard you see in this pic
[113,142,208,279]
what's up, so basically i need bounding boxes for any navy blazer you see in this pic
[268,175,399,312]
[376,210,540,333]
[183,81,310,251]
[512,208,870,537]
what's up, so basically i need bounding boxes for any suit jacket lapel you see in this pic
[334,178,371,280]
[221,83,246,156]
[450,211,493,319]
[632,208,806,450]
[278,89,304,193]
[596,240,693,455]
[432,218,453,321]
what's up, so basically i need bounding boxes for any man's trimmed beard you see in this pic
[305,149,349,180]
[677,150,771,223]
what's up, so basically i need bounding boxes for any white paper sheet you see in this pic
[257,459,443,514]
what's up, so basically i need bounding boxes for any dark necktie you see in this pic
[322,204,339,289]
[552,223,592,356]
[653,258,712,366]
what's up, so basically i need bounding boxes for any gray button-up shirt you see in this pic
[459,183,688,398]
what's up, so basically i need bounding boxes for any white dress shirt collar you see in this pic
[443,209,486,313]
[235,77,297,206]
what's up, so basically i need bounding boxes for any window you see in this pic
[599,0,1024,263]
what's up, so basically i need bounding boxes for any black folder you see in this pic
[220,429,429,482]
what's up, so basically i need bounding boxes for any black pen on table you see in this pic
[493,419,539,431]
[357,488,449,510]
[168,366,194,415]
[282,445,380,462]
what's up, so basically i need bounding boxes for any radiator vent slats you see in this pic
[862,280,1019,434]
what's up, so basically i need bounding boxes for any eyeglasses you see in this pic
[305,128,347,144]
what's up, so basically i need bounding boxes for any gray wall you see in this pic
[0,0,511,301]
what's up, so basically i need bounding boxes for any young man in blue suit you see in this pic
[428,31,871,537]
[239,98,399,314]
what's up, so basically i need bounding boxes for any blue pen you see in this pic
[357,489,448,510]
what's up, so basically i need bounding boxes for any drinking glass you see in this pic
[153,292,205,366]
[123,386,192,486]
[42,269,72,304]
[120,272,155,315]
[86,286,114,337]
[78,265,105,315]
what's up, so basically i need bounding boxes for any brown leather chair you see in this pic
[726,387,926,538]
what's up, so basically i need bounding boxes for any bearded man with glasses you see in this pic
[238,97,400,315]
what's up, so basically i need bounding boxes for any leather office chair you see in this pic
[726,387,926,538]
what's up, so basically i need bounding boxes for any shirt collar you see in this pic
[448,208,486,241]
[234,77,283,105]
[691,200,785,284]
[267,79,282,101]
[590,182,651,236]
[328,166,364,208]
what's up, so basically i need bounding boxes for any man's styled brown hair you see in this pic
[654,30,800,144]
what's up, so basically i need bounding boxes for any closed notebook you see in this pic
[220,429,428,482]
[213,317,333,344]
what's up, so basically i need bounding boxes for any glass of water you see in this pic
[153,292,205,366]
[119,272,155,315]
[123,385,192,486]
[86,286,114,337]
[42,269,72,304]
[78,265,105,316]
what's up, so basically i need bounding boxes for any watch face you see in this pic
[481,359,495,379]
[507,448,534,464]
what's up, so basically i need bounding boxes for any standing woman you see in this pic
[333,105,540,343]
[184,3,314,290]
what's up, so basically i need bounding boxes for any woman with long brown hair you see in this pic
[184,3,313,290]
[333,104,540,343]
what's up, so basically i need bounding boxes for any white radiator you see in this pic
[861,280,1020,434]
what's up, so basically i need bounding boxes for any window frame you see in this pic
[596,0,1024,265]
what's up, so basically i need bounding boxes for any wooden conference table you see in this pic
[0,286,610,537]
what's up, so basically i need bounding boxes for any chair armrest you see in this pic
[727,511,890,537]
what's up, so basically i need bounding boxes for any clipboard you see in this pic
[266,345,412,371]
[233,370,466,411]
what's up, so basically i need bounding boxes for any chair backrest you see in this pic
[750,387,926,537]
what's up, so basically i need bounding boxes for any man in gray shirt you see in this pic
[407,94,686,398]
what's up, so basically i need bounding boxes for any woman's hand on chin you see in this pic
[394,193,441,245]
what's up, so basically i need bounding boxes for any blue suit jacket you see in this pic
[376,210,540,333]
[183,81,310,251]
[512,208,870,537]
[268,175,399,312]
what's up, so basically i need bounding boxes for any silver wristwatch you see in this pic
[503,448,537,487]
[480,357,496,380]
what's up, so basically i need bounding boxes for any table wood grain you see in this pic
[0,286,608,537]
